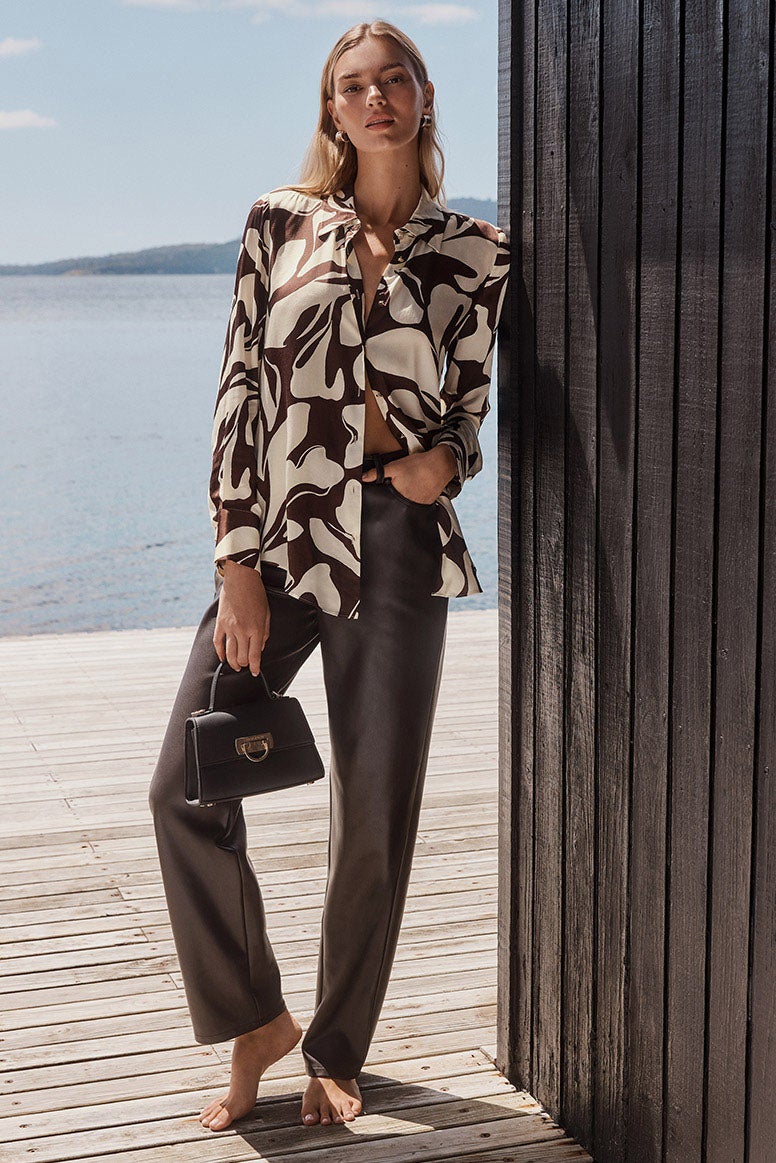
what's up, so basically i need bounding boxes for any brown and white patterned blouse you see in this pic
[209,178,510,620]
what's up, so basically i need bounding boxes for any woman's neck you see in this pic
[351,159,422,230]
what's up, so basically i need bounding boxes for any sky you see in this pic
[1,0,499,265]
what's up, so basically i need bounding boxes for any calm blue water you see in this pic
[0,275,498,637]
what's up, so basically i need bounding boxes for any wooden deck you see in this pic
[0,608,591,1162]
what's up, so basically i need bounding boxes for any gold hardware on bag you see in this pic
[235,732,274,763]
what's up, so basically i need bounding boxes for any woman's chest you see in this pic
[262,233,464,354]
[350,227,395,328]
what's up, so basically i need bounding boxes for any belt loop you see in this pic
[374,452,385,484]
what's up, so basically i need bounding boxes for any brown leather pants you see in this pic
[148,449,449,1079]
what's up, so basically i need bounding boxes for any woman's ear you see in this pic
[423,80,434,115]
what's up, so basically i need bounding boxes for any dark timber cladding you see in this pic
[496,0,776,1160]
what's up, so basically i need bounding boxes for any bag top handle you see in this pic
[208,660,279,712]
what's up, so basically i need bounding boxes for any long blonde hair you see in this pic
[283,20,447,202]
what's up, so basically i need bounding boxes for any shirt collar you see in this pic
[318,179,447,247]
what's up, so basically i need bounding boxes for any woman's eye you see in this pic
[343,75,403,93]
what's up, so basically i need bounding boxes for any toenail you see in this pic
[304,1114,314,1122]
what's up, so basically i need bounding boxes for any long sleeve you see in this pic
[430,228,511,499]
[208,198,270,577]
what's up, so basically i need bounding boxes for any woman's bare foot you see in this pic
[300,1075,363,1125]
[199,1009,302,1131]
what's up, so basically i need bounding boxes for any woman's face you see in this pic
[327,37,433,157]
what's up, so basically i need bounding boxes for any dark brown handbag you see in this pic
[184,660,325,807]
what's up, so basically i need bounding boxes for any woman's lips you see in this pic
[366,118,394,128]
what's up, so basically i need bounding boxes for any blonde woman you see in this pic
[148,17,510,1133]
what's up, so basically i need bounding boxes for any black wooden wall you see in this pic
[496,0,776,1160]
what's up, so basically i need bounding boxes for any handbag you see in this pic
[184,659,326,807]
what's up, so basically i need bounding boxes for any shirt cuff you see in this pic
[429,430,467,499]
[215,549,263,577]
[213,513,263,575]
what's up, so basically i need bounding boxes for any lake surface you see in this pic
[0,275,499,638]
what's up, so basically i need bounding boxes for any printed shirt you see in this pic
[208,178,511,620]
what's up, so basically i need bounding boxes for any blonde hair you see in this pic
[283,19,446,202]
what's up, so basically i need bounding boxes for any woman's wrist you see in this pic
[220,559,265,584]
[425,443,458,488]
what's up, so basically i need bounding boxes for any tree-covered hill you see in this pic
[0,197,498,275]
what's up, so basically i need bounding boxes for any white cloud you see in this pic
[405,4,479,24]
[308,0,480,22]
[121,0,479,22]
[123,0,211,8]
[0,109,57,129]
[219,0,298,20]
[237,3,481,25]
[0,36,43,58]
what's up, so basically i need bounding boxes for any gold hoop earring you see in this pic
[420,113,432,128]
[335,129,349,144]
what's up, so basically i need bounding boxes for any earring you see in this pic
[420,113,432,128]
[335,128,349,144]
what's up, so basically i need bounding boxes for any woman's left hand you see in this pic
[361,446,458,504]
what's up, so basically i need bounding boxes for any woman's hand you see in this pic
[213,561,271,677]
[361,446,458,504]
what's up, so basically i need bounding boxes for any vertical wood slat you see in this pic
[748,4,776,1141]
[496,0,522,1089]
[497,0,536,1096]
[627,2,680,1160]
[596,2,640,1157]
[497,0,776,1159]
[665,2,723,1159]
[706,0,770,1155]
[534,0,568,1121]
[564,0,599,1150]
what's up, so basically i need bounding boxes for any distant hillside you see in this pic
[0,241,240,277]
[0,196,498,276]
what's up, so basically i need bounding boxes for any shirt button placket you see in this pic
[393,226,407,266]
[341,221,368,572]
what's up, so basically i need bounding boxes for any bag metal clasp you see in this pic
[235,732,274,763]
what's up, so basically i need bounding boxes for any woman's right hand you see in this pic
[213,560,271,677]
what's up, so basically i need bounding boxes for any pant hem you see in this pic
[303,1059,362,1080]
[192,999,288,1045]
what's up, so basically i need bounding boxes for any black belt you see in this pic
[361,448,406,483]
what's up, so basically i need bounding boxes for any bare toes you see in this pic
[209,1107,231,1129]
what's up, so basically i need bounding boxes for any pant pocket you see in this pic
[383,480,438,511]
